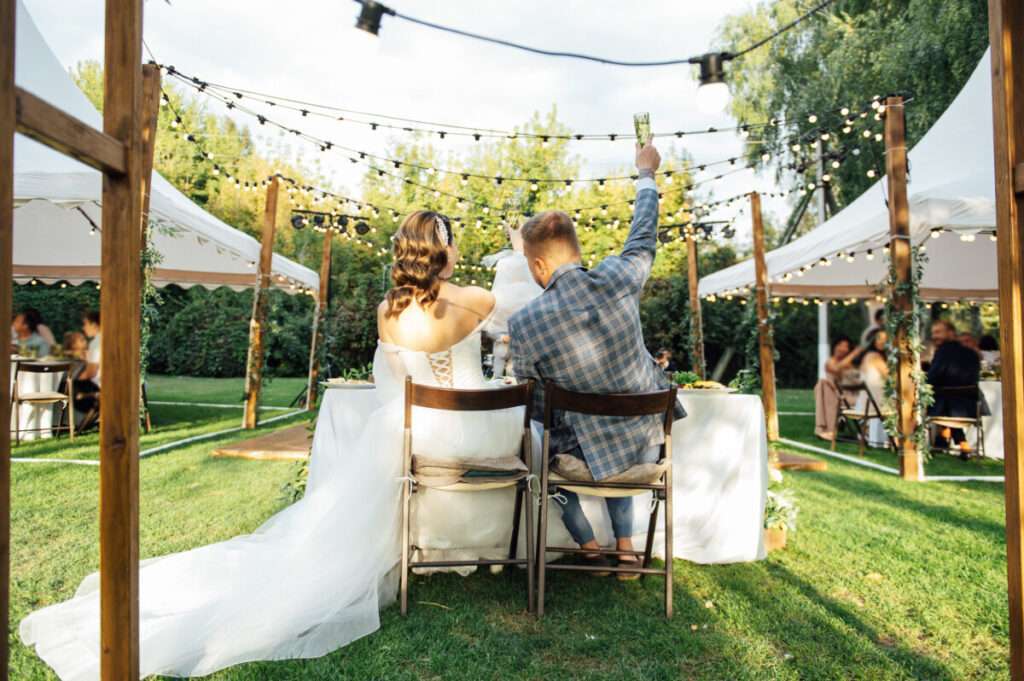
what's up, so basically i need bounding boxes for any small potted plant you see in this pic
[764,469,797,552]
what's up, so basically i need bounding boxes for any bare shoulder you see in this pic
[446,284,495,321]
[376,299,391,341]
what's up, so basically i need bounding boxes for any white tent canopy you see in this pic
[13,0,318,293]
[699,51,996,302]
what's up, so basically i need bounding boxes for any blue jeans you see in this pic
[557,491,633,545]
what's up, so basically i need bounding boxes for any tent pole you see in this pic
[243,176,279,429]
[816,142,830,380]
[751,191,779,442]
[988,1,1024,676]
[884,95,920,482]
[0,0,14,676]
[99,1,144,677]
[686,235,705,379]
[306,229,332,410]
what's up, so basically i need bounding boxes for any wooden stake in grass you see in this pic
[244,176,279,429]
[987,1,1024,676]
[306,228,332,411]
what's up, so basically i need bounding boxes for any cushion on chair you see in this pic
[16,391,68,403]
[412,455,528,491]
[549,453,667,497]
[928,416,978,428]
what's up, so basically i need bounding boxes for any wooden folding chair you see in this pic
[11,360,75,444]
[926,385,986,458]
[536,382,678,619]
[831,382,894,455]
[400,376,535,615]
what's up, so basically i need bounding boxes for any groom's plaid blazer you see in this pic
[509,180,686,481]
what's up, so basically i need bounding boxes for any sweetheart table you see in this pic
[318,385,767,564]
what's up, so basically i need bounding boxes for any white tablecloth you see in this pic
[980,381,1003,459]
[319,386,767,564]
[9,359,60,441]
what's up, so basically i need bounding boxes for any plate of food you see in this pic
[672,372,737,393]
[322,378,375,389]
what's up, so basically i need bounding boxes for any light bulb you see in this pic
[696,81,730,114]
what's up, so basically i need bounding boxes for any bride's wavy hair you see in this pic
[384,210,454,318]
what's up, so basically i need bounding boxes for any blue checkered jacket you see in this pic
[509,183,686,480]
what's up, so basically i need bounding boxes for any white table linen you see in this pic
[980,380,1003,459]
[9,358,60,441]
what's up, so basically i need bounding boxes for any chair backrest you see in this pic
[543,382,678,436]
[404,376,534,429]
[13,360,74,378]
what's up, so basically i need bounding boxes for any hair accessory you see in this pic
[434,215,449,246]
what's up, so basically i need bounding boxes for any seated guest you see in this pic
[814,335,863,440]
[979,334,1000,370]
[654,348,675,373]
[959,332,980,354]
[22,307,55,347]
[63,331,89,361]
[927,320,981,454]
[10,309,51,357]
[74,310,102,418]
[859,308,885,347]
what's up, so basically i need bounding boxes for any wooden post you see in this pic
[99,1,143,678]
[686,235,706,378]
[0,0,14,676]
[138,64,160,242]
[243,176,278,428]
[988,2,1024,676]
[750,192,779,441]
[306,229,332,410]
[884,95,920,482]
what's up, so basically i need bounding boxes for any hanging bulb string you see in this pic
[158,61,890,144]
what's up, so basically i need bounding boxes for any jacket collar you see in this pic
[545,262,585,291]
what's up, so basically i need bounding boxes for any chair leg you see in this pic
[524,480,535,615]
[663,485,674,619]
[640,497,659,581]
[13,400,20,446]
[399,479,412,616]
[857,423,866,456]
[509,483,524,560]
[536,482,549,619]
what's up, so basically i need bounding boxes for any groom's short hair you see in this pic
[521,211,580,255]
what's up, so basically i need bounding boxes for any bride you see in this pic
[21,211,531,680]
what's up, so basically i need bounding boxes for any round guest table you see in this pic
[315,385,768,565]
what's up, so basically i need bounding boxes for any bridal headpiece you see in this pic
[434,215,449,246]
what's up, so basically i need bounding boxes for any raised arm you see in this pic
[615,141,661,291]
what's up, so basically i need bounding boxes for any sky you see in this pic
[21,0,789,236]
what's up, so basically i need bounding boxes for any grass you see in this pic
[8,382,1010,680]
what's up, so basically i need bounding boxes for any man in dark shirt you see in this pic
[927,320,981,453]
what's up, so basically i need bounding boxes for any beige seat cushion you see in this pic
[549,454,667,497]
[929,416,978,428]
[412,455,527,491]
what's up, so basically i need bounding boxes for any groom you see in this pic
[508,140,685,574]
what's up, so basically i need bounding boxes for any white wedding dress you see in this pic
[20,312,527,680]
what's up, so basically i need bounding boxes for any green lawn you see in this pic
[8,383,1010,680]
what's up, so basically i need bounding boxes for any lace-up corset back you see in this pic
[388,330,488,390]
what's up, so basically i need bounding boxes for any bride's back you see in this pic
[378,282,494,353]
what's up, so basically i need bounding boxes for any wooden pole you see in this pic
[0,0,14,676]
[243,176,278,428]
[884,95,920,482]
[988,2,1024,676]
[750,192,779,441]
[686,235,706,379]
[138,64,160,243]
[99,1,143,678]
[306,229,332,410]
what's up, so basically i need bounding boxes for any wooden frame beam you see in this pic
[884,95,920,482]
[15,87,127,175]
[686,236,706,379]
[988,1,1024,676]
[750,192,779,441]
[98,1,144,678]
[243,176,279,429]
[306,229,332,410]
[1,0,15,677]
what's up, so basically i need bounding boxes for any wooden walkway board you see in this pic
[770,449,829,472]
[212,424,311,461]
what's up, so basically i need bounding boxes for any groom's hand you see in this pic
[636,140,661,175]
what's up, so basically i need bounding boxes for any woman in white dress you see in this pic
[855,328,891,448]
[20,211,528,680]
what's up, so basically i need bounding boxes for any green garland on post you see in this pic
[882,244,934,456]
[140,225,164,393]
